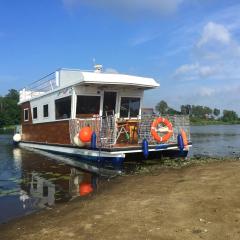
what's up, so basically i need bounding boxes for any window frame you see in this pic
[55,96,72,120]
[119,96,141,119]
[43,104,49,118]
[102,90,118,116]
[23,108,29,122]
[32,106,38,120]
[76,94,101,118]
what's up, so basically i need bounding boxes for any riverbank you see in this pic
[190,119,240,126]
[1,158,240,240]
[0,125,15,134]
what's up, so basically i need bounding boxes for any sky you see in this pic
[0,0,240,113]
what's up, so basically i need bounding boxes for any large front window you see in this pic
[120,97,140,118]
[76,95,100,118]
[55,96,71,120]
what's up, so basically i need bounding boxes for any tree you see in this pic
[213,108,220,118]
[155,100,168,114]
[167,107,180,115]
[203,106,212,116]
[0,89,20,127]
[222,110,238,122]
[181,105,191,115]
[6,89,19,100]
[190,105,213,119]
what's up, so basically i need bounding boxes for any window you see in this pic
[43,104,49,118]
[55,96,72,120]
[103,92,116,116]
[33,107,38,119]
[43,185,48,197]
[120,97,140,118]
[24,108,29,121]
[76,95,100,118]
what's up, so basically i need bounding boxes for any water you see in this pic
[0,125,240,223]
[0,135,99,224]
[190,125,240,157]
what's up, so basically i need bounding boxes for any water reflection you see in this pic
[0,135,99,223]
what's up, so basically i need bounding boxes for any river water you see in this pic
[0,124,240,223]
[190,125,240,157]
[0,134,100,224]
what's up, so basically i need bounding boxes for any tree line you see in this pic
[0,89,20,128]
[155,100,239,123]
[0,90,239,128]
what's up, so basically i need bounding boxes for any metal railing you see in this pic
[19,72,58,102]
[138,114,190,144]
[69,115,190,149]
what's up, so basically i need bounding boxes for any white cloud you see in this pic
[198,87,215,97]
[130,33,160,46]
[174,62,216,80]
[62,0,185,15]
[174,21,240,82]
[175,63,198,75]
[197,22,231,47]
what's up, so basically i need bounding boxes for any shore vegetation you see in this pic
[155,100,240,125]
[0,89,20,129]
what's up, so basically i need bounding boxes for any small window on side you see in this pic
[33,107,38,119]
[43,104,49,118]
[24,108,29,122]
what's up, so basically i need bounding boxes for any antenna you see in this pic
[92,58,103,73]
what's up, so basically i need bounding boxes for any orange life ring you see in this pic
[151,117,173,143]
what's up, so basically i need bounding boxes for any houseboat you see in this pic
[15,66,191,169]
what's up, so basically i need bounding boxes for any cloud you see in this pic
[174,21,240,81]
[198,87,215,97]
[174,62,216,80]
[197,22,231,47]
[62,0,185,15]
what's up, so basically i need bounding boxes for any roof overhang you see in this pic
[80,72,160,89]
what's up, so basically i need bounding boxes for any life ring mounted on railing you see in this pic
[151,117,173,143]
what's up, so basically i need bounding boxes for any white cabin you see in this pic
[19,68,159,124]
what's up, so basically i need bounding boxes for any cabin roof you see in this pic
[79,71,159,88]
[19,68,160,103]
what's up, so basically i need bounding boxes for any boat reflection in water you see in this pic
[0,147,100,223]
[19,167,96,210]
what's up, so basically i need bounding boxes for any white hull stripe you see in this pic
[19,142,125,158]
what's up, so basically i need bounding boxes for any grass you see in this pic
[190,118,240,126]
[0,125,15,134]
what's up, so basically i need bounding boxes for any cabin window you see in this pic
[43,104,49,118]
[76,95,100,118]
[33,107,38,119]
[103,92,117,116]
[43,185,48,197]
[55,96,72,120]
[24,108,29,121]
[120,97,140,118]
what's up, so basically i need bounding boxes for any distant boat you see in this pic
[14,65,191,169]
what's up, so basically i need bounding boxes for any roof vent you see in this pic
[94,64,103,73]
